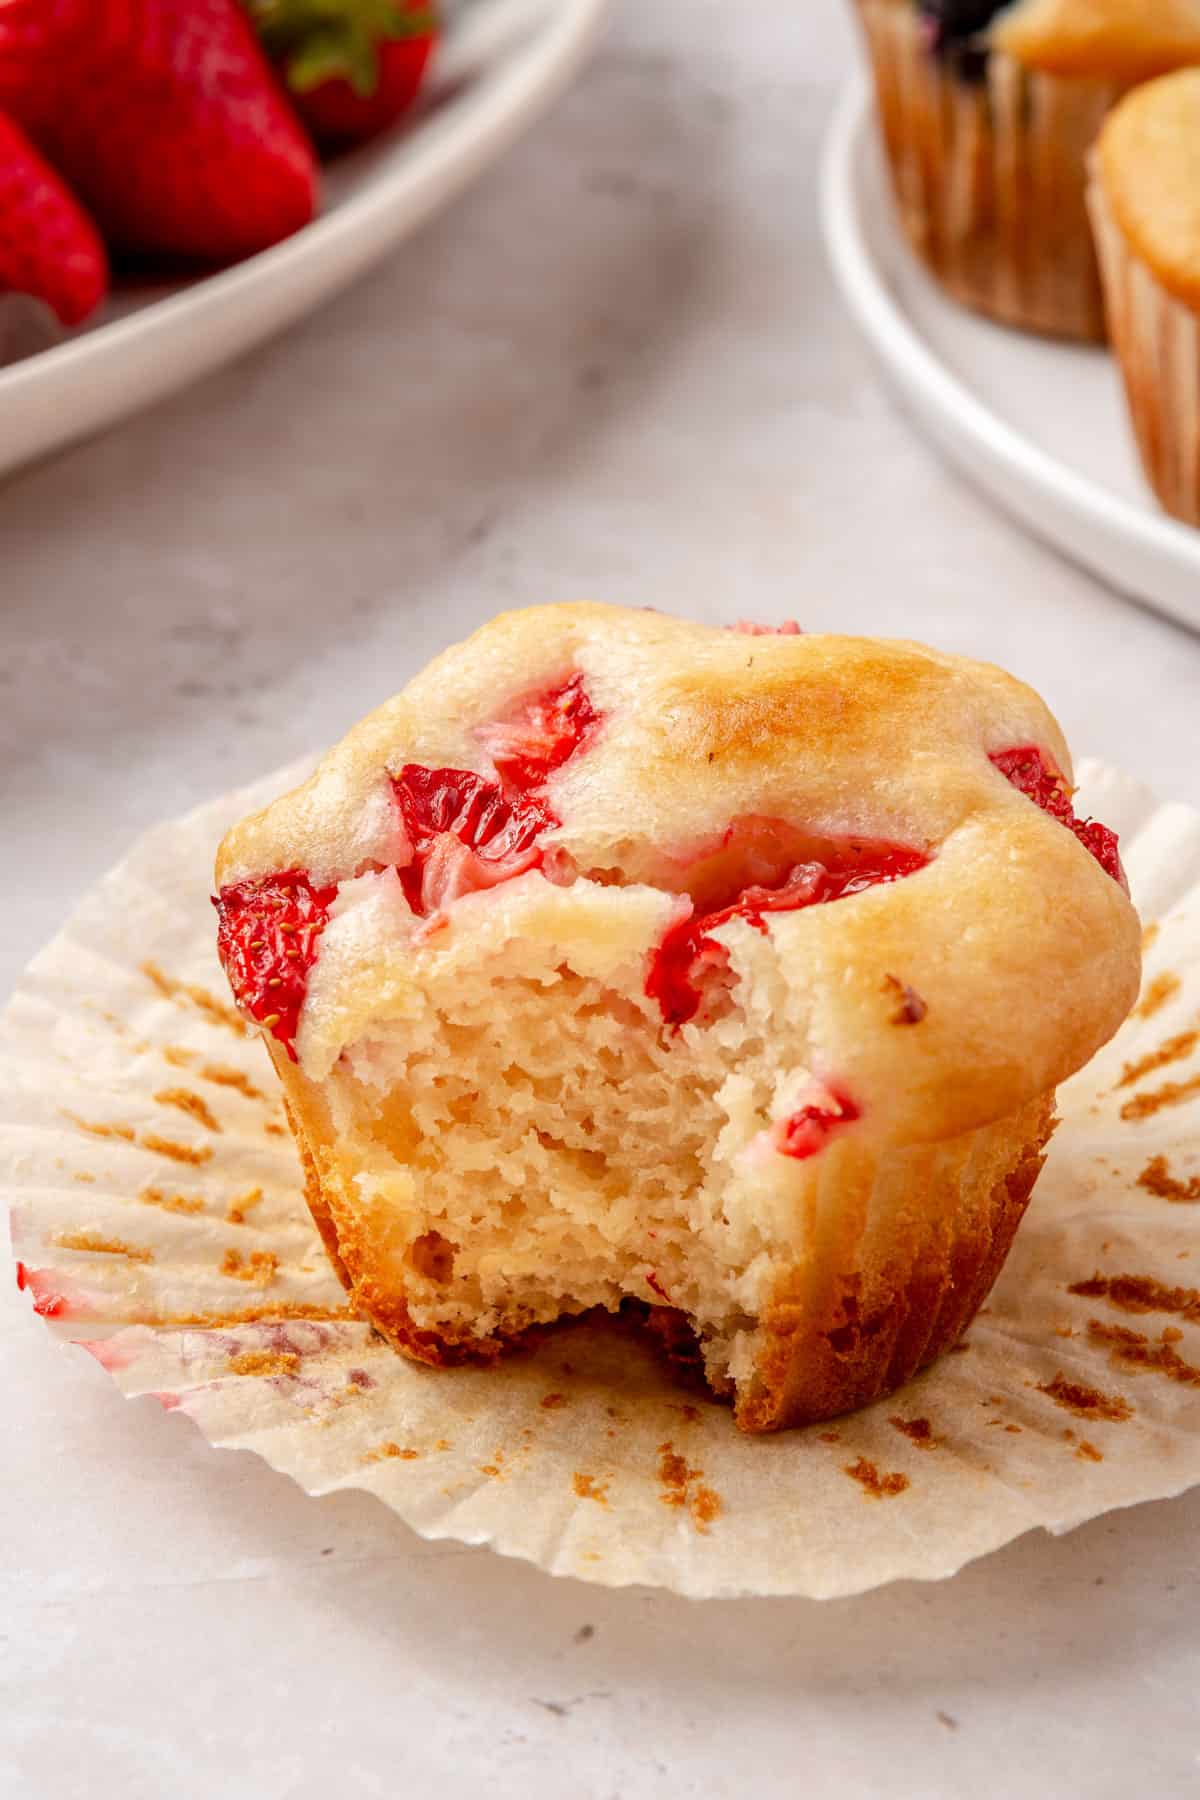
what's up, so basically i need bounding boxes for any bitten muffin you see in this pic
[856,0,1200,341]
[1089,69,1200,525]
[214,606,1140,1432]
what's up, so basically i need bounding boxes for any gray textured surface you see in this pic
[3,2,1199,1795]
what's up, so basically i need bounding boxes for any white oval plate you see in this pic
[820,79,1200,637]
[0,0,609,480]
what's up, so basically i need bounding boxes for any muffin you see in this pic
[1089,69,1200,525]
[855,0,1200,341]
[214,606,1140,1432]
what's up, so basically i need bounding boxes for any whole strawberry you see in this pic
[249,0,438,147]
[0,0,318,263]
[0,110,107,325]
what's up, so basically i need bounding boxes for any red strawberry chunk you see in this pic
[390,673,601,915]
[478,672,601,797]
[213,677,602,1054]
[214,869,337,1058]
[990,747,1125,886]
[391,766,554,915]
[731,620,803,636]
[647,841,928,1026]
[776,1085,860,1160]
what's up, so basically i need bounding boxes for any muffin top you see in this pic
[985,0,1200,80]
[1094,68,1200,308]
[215,605,1139,1142]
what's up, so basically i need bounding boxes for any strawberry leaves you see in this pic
[248,0,436,96]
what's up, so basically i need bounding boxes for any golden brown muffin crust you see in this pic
[218,604,1139,1147]
[1094,69,1200,309]
[995,0,1200,81]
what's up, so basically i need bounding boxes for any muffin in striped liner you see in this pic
[211,607,1139,1431]
[854,0,1200,341]
[1089,68,1200,525]
[3,751,1197,1598]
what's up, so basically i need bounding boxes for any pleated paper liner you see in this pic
[3,758,1199,1599]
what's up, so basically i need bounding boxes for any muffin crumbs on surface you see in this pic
[1036,1373,1133,1421]
[1121,1074,1200,1121]
[1068,1272,1200,1322]
[1133,970,1179,1019]
[1117,1030,1198,1089]
[1138,1155,1200,1203]
[54,1230,152,1262]
[154,1087,222,1132]
[1088,1320,1200,1387]
[843,1457,909,1500]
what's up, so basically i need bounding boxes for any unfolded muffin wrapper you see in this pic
[3,759,1200,1599]
[855,0,1120,342]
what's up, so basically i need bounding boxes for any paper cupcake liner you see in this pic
[3,758,1200,1599]
[855,0,1119,341]
[1089,178,1200,527]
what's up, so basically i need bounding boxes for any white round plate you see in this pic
[0,0,609,480]
[820,78,1200,637]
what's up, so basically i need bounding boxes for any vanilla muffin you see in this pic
[1090,69,1200,523]
[214,607,1140,1431]
[856,0,1200,340]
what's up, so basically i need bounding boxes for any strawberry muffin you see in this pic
[214,606,1139,1431]
[856,0,1200,340]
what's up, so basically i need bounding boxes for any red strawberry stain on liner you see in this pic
[990,746,1125,885]
[646,842,929,1026]
[15,1261,83,1320]
[216,674,602,1053]
[79,1336,139,1375]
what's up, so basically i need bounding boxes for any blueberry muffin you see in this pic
[856,0,1200,340]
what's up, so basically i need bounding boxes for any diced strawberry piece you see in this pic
[394,764,550,854]
[647,841,928,1026]
[477,673,601,797]
[407,829,544,916]
[214,869,337,1058]
[990,747,1125,886]
[776,1086,860,1160]
[731,620,803,635]
[389,674,600,915]
[214,675,598,1048]
[391,766,554,914]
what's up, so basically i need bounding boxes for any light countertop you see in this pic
[3,2,1198,1795]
